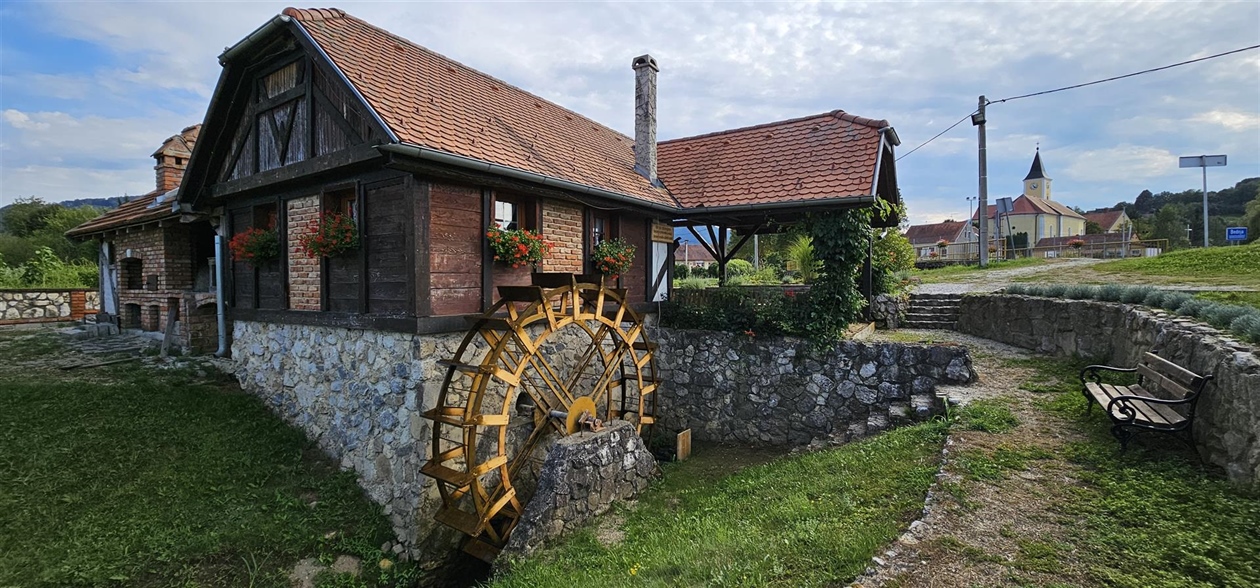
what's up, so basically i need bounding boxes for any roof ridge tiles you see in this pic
[660,109,887,145]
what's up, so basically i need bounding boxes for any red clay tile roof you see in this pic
[66,189,174,238]
[974,196,1085,220]
[676,243,716,263]
[904,221,966,246]
[657,111,888,208]
[285,8,678,208]
[1084,210,1126,230]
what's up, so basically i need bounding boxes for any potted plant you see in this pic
[486,226,552,268]
[228,227,279,266]
[936,239,949,251]
[591,238,635,279]
[1067,238,1085,250]
[300,212,359,258]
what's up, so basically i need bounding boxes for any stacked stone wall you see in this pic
[652,327,973,446]
[956,294,1260,486]
[0,289,95,324]
[501,420,657,560]
[541,199,584,273]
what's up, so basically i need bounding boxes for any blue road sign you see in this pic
[1226,227,1248,241]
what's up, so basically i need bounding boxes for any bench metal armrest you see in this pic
[1079,364,1136,385]
[1105,394,1191,424]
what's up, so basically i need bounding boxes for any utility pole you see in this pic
[973,96,989,267]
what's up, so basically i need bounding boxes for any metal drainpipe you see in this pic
[213,233,228,357]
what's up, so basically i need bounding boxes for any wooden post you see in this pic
[160,305,178,357]
[676,429,692,461]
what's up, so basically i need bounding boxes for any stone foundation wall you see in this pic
[652,327,973,446]
[501,420,657,560]
[0,289,96,324]
[956,294,1260,486]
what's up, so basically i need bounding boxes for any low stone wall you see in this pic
[957,294,1260,486]
[870,293,910,329]
[0,289,97,324]
[501,420,657,560]
[232,321,465,561]
[652,327,974,446]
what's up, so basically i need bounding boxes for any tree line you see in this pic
[1086,177,1259,247]
[0,198,104,288]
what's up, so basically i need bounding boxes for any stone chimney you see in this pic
[632,54,659,184]
[152,124,201,193]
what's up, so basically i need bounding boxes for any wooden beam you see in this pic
[207,144,384,200]
[481,188,494,311]
[723,225,761,263]
[685,225,720,262]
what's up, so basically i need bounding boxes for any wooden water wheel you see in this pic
[419,274,660,561]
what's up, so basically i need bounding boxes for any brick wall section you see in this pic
[163,227,194,290]
[541,199,584,273]
[107,226,217,349]
[287,195,322,310]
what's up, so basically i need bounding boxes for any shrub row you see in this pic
[1003,283,1260,344]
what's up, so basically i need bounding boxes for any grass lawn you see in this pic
[490,422,949,587]
[911,257,1047,284]
[1036,242,1260,288]
[1195,290,1260,310]
[0,331,419,588]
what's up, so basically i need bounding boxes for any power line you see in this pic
[989,44,1260,105]
[895,43,1260,161]
[895,111,975,162]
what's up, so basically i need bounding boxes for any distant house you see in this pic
[1084,209,1132,234]
[973,149,1086,247]
[67,125,220,352]
[675,243,716,268]
[905,220,966,258]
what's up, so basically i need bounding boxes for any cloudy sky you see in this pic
[2,0,1257,225]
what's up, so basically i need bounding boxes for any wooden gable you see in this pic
[180,23,390,208]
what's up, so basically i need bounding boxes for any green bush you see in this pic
[1159,291,1194,311]
[1040,284,1068,298]
[1201,304,1254,329]
[674,277,711,290]
[1143,290,1169,307]
[1119,285,1154,304]
[673,263,690,279]
[1005,284,1029,295]
[1065,285,1097,300]
[1096,284,1125,302]
[726,259,754,277]
[871,228,915,295]
[1175,298,1211,317]
[1229,313,1260,343]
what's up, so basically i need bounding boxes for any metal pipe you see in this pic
[214,233,229,357]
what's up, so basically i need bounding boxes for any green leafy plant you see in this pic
[487,226,553,268]
[228,227,280,265]
[300,212,359,258]
[786,235,820,283]
[590,237,635,278]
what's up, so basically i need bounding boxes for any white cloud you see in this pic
[1060,145,1181,183]
[1191,110,1260,132]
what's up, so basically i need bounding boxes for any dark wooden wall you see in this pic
[363,180,410,313]
[428,182,482,316]
[618,213,648,301]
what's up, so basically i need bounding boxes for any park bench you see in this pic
[1078,352,1212,452]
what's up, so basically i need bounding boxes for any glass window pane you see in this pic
[495,200,518,230]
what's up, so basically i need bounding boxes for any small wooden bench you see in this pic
[1078,352,1213,452]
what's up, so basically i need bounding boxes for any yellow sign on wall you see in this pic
[651,221,674,243]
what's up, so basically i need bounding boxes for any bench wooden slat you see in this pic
[1084,382,1184,427]
[1141,352,1205,389]
[1136,364,1193,399]
[1126,385,1188,427]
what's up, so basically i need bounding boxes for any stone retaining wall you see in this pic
[652,327,974,446]
[870,293,910,329]
[956,294,1260,486]
[500,420,657,560]
[0,289,98,324]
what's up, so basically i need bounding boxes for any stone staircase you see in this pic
[904,293,963,330]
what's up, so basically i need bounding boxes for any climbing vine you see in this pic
[800,207,875,347]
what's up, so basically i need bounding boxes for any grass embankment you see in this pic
[1034,242,1260,288]
[1195,290,1260,310]
[911,257,1046,284]
[940,357,1260,587]
[492,423,949,588]
[0,332,418,588]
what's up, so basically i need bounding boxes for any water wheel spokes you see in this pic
[418,274,660,561]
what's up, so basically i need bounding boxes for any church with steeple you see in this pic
[972,148,1086,246]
